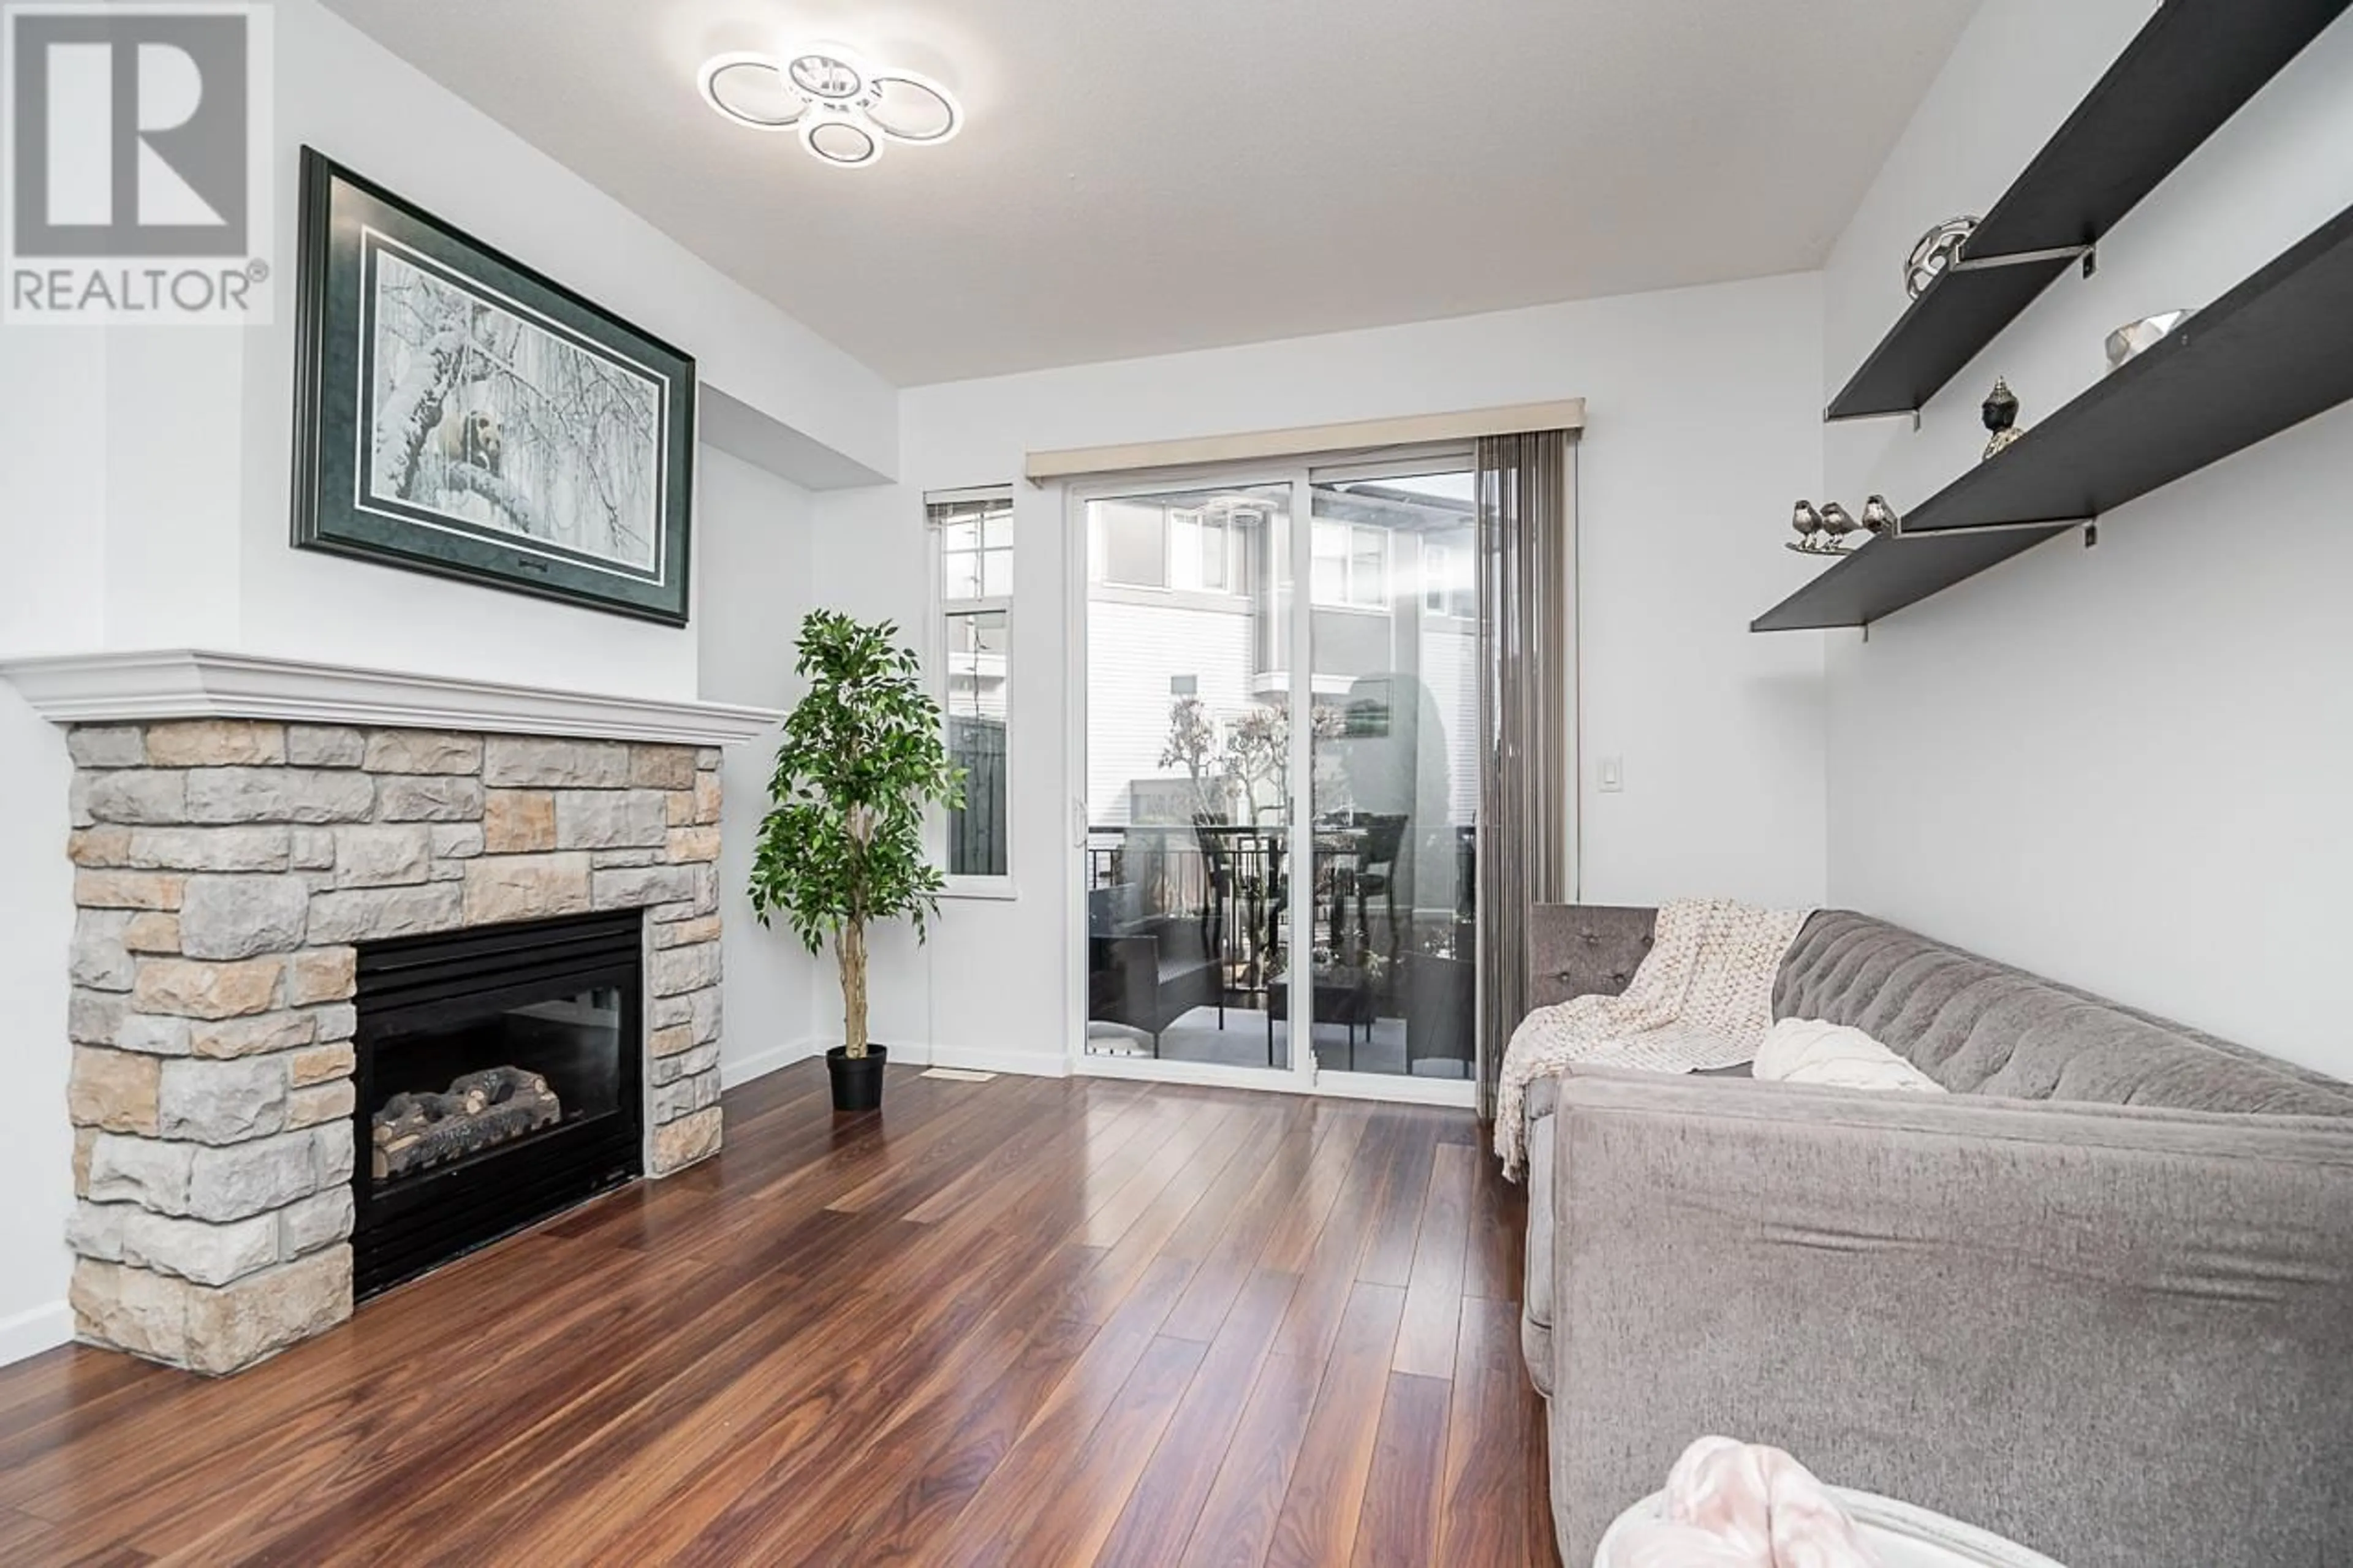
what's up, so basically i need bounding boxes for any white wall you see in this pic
[1,217,117,1373]
[695,449,824,1083]
[4,0,897,685]
[1819,2,2353,1074]
[223,0,893,697]
[816,271,1830,1074]
[0,0,881,1365]
[0,694,74,1363]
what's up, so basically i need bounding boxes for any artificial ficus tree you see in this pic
[747,610,964,1056]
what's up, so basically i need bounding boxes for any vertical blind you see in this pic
[1475,431,1575,1120]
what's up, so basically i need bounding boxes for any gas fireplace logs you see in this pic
[371,1066,561,1180]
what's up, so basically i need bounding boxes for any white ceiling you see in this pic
[320,0,1980,387]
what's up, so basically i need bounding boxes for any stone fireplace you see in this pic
[4,651,778,1376]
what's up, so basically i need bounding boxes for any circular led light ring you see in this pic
[863,71,961,144]
[697,51,806,130]
[803,117,882,168]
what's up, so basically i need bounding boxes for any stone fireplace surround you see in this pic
[1,651,779,1376]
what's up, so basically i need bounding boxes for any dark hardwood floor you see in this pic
[0,1062,1558,1566]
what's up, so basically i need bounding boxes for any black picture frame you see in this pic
[291,148,695,625]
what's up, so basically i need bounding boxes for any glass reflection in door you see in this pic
[1082,483,1294,1071]
[1303,466,1479,1078]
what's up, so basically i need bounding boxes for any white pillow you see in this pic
[1752,1018,1946,1093]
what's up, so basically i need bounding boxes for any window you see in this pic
[939,500,1013,601]
[1312,520,1388,608]
[1421,539,1474,619]
[1097,500,1164,588]
[1093,498,1248,594]
[930,491,1013,883]
[1169,509,1232,592]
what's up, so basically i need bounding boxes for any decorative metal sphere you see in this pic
[1905,216,1979,298]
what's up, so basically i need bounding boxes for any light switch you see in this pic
[1598,756,1624,793]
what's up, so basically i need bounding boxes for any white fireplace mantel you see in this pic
[0,649,782,747]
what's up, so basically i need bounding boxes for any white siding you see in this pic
[1086,597,1258,825]
[1420,623,1481,829]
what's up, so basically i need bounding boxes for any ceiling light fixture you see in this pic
[698,45,961,169]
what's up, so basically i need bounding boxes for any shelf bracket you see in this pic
[1949,244,2092,273]
[1903,515,2092,539]
[1824,404,1927,426]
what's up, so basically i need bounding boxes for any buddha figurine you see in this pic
[1982,377,2025,460]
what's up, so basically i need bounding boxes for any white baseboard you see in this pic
[0,1299,72,1368]
[893,1041,1072,1079]
[720,1036,823,1089]
[723,1037,1069,1085]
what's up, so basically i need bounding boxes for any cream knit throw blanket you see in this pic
[1495,897,1814,1175]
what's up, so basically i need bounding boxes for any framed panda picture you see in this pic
[291,149,695,625]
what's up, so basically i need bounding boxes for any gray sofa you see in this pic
[1520,905,2353,1568]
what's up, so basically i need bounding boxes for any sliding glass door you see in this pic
[1075,458,1477,1099]
[1081,480,1296,1075]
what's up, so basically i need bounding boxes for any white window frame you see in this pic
[1170,507,1238,593]
[1311,518,1390,611]
[928,487,1017,900]
[1421,539,1475,622]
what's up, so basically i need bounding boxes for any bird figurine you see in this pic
[1860,495,1900,537]
[1790,499,1824,548]
[1819,501,1860,546]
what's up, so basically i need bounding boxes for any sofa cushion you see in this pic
[1755,1018,1945,1093]
[1775,912,2353,1118]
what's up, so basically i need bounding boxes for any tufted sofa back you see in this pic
[1777,910,2353,1116]
[1527,904,2353,1118]
[1526,904,1658,1010]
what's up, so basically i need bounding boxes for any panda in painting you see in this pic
[435,404,503,477]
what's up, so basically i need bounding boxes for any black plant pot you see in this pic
[827,1044,888,1113]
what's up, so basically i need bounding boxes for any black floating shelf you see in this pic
[1757,198,2353,632]
[1751,528,2071,634]
[1825,0,2351,422]
[1826,257,2074,424]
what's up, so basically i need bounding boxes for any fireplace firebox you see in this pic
[352,910,645,1298]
